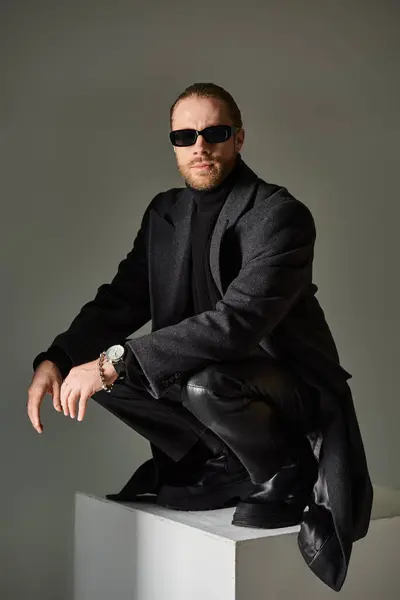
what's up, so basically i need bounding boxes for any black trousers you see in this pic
[91,355,320,484]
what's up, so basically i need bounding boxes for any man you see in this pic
[28,83,373,591]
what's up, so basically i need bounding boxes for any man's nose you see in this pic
[193,132,211,151]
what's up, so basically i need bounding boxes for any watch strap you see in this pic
[114,358,126,380]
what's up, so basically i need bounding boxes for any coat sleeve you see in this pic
[36,196,159,368]
[32,345,73,380]
[125,198,317,399]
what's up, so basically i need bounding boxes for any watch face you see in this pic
[106,344,125,362]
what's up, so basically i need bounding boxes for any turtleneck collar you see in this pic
[185,153,243,208]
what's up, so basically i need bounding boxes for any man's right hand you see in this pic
[27,360,63,433]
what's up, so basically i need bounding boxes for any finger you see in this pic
[77,394,89,422]
[52,380,62,412]
[27,387,44,434]
[60,382,71,416]
[68,389,81,419]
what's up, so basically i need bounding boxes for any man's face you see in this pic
[171,96,245,190]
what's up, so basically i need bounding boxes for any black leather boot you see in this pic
[106,436,233,503]
[156,433,254,511]
[232,436,318,528]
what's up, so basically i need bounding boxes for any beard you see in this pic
[177,158,232,191]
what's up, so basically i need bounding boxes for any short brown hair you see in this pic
[169,82,243,130]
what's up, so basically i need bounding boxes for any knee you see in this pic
[185,364,216,389]
[182,365,214,411]
[182,362,241,414]
[182,365,222,412]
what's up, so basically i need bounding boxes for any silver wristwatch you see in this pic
[105,344,126,380]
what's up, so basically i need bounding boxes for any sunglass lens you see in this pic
[203,125,230,143]
[170,129,197,147]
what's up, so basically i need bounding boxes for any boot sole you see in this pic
[232,501,305,528]
[157,474,255,511]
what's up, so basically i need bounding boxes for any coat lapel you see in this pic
[209,160,260,295]
[148,195,195,328]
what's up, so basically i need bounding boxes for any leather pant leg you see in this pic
[181,356,320,484]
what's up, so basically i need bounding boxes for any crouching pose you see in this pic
[28,82,373,592]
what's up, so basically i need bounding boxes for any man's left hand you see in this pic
[60,359,117,421]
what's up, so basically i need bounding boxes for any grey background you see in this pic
[1,1,399,598]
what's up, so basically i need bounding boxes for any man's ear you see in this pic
[236,128,245,153]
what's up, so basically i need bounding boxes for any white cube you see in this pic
[74,485,400,600]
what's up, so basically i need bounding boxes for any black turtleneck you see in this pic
[185,153,242,314]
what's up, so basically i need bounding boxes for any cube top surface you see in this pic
[76,484,400,543]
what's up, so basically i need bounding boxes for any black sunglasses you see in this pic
[169,124,238,147]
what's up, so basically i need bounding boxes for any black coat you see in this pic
[47,157,373,591]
